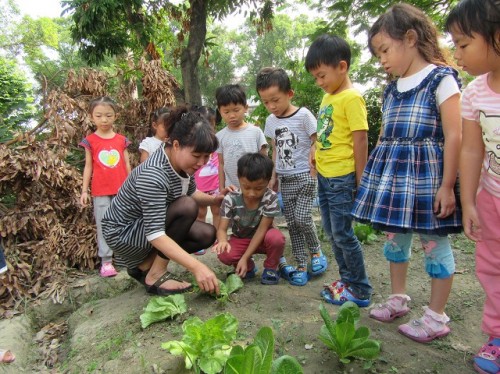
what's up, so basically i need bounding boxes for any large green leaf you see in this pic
[270,355,304,374]
[139,294,187,328]
[337,301,360,325]
[343,340,381,360]
[253,327,274,374]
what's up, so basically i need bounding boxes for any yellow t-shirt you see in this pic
[315,88,368,178]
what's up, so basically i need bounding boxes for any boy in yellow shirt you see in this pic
[305,34,372,306]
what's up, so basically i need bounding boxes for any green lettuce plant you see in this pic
[319,302,381,364]
[162,312,238,374]
[224,326,303,374]
[139,294,187,329]
[192,274,244,304]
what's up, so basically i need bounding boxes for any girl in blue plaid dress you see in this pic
[352,4,462,343]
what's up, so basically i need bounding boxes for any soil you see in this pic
[0,213,483,374]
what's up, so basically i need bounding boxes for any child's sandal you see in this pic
[261,268,280,285]
[310,251,328,276]
[289,267,310,286]
[398,307,450,343]
[279,264,296,281]
[474,337,500,374]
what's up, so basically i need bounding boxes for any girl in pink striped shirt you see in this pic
[447,1,500,373]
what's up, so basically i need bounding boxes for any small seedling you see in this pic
[319,301,381,364]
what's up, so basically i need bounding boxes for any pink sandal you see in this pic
[0,349,15,364]
[369,294,411,322]
[398,306,451,343]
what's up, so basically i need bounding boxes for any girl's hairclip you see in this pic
[181,112,188,119]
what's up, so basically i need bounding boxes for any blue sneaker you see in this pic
[321,282,371,308]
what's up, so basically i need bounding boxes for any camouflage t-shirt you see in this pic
[219,188,280,238]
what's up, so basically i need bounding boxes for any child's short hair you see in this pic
[256,67,291,93]
[215,84,247,108]
[88,96,119,115]
[305,35,351,72]
[237,153,273,182]
[167,106,218,154]
[445,0,500,56]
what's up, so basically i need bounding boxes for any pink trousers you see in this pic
[217,228,285,270]
[476,188,500,337]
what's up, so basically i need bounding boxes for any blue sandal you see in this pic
[310,251,328,276]
[289,267,310,286]
[279,264,296,281]
[261,268,280,285]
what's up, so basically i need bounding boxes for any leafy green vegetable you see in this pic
[162,312,238,374]
[139,294,187,329]
[224,326,303,374]
[192,274,244,304]
[319,302,381,364]
[353,223,378,244]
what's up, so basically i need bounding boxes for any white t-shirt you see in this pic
[216,124,268,188]
[397,64,460,105]
[264,107,316,175]
[139,136,164,155]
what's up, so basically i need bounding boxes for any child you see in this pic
[446,0,500,371]
[256,67,326,286]
[215,84,268,190]
[139,107,171,162]
[79,96,131,277]
[213,153,285,284]
[192,106,220,256]
[305,35,372,305]
[352,3,462,342]
[102,107,227,296]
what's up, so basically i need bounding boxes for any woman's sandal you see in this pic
[261,268,280,285]
[310,251,328,276]
[0,349,15,364]
[289,267,310,286]
[127,267,148,285]
[145,271,193,296]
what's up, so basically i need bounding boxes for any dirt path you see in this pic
[0,218,483,374]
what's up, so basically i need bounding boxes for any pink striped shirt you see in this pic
[462,73,500,197]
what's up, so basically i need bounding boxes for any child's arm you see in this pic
[352,130,368,185]
[140,150,150,163]
[218,153,226,191]
[269,140,278,191]
[234,216,274,277]
[124,149,132,174]
[460,117,484,241]
[309,133,317,177]
[80,149,93,207]
[213,217,231,255]
[434,94,461,219]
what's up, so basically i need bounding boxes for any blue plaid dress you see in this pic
[352,66,462,235]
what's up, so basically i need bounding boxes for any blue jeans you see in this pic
[318,172,372,299]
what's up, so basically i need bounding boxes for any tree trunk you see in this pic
[180,0,207,106]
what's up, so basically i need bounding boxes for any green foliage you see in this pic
[319,302,381,364]
[364,86,383,154]
[192,274,244,304]
[162,312,238,374]
[139,294,187,329]
[0,57,35,140]
[353,223,378,244]
[224,326,303,374]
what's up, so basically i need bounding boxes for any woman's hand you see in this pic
[192,262,220,295]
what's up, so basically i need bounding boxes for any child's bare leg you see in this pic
[390,261,409,294]
[429,276,453,314]
[210,205,220,230]
[197,205,208,222]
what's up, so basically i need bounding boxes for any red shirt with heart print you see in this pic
[79,133,131,196]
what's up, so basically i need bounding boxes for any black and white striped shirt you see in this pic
[102,147,195,253]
